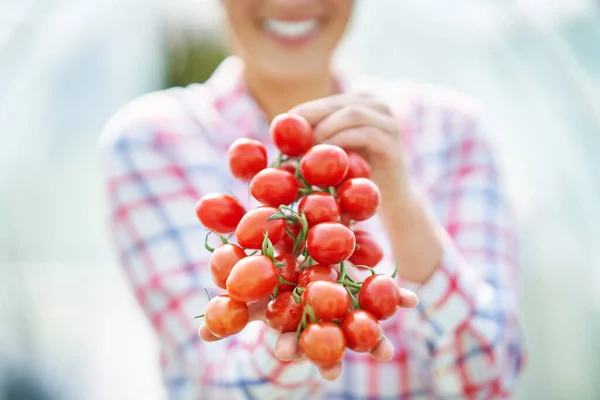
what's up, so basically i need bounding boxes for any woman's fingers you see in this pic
[399,288,419,308]
[321,126,392,153]
[369,336,394,362]
[312,105,399,143]
[198,324,222,342]
[318,362,343,381]
[274,332,304,361]
[247,298,270,322]
[289,94,391,126]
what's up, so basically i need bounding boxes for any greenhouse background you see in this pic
[1,1,599,398]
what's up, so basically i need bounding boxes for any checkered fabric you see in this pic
[100,57,525,399]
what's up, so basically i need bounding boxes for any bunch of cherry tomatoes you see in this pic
[195,114,404,368]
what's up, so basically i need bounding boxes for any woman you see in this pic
[100,1,525,398]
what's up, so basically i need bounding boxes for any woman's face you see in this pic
[222,0,353,80]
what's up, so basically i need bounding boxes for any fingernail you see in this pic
[400,288,419,305]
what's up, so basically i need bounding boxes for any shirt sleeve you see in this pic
[401,105,526,398]
[98,93,321,400]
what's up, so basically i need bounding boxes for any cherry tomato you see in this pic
[250,168,299,207]
[204,295,249,338]
[300,144,349,187]
[343,151,371,180]
[349,230,383,267]
[298,192,340,228]
[226,255,278,302]
[340,310,382,352]
[358,275,402,320]
[235,207,286,250]
[279,162,297,176]
[270,113,314,157]
[340,214,352,227]
[299,322,346,368]
[337,178,381,221]
[274,220,304,254]
[274,253,299,293]
[306,222,356,265]
[302,281,350,321]
[297,265,339,287]
[279,162,304,188]
[195,193,245,234]
[209,244,246,289]
[228,138,268,181]
[265,291,302,333]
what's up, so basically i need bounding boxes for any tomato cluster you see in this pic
[194,114,405,369]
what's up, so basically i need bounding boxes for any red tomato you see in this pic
[228,138,268,181]
[300,144,349,187]
[274,253,299,292]
[274,220,304,254]
[340,214,352,227]
[306,222,356,265]
[209,244,246,289]
[298,192,340,227]
[358,275,402,320]
[337,178,381,221]
[343,151,371,180]
[235,207,286,250]
[226,255,278,302]
[195,193,245,234]
[265,292,303,333]
[270,113,314,157]
[299,322,346,368]
[302,281,350,321]
[204,295,249,338]
[349,230,383,268]
[279,162,297,176]
[340,310,382,352]
[279,162,304,188]
[250,168,299,207]
[297,265,339,287]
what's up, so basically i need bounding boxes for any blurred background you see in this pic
[1,0,599,399]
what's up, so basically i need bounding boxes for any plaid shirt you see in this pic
[100,57,525,399]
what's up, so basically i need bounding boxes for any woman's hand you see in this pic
[198,289,419,381]
[290,93,443,284]
[289,93,410,203]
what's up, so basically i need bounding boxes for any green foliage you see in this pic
[165,34,228,88]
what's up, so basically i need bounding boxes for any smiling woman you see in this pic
[100,0,526,398]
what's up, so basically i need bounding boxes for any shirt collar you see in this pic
[205,56,353,140]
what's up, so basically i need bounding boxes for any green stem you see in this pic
[298,256,310,269]
[346,286,360,310]
[323,186,336,197]
[305,304,318,323]
[298,188,314,196]
[339,261,347,281]
[337,280,362,289]
[273,152,282,168]
[193,314,204,319]
[296,309,308,340]
[261,233,276,259]
[277,275,296,285]
[204,232,216,253]
[294,163,312,190]
[292,287,302,304]
[391,257,400,279]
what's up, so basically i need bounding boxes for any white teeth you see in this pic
[264,19,318,38]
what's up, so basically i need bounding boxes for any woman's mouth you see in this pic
[263,18,319,44]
